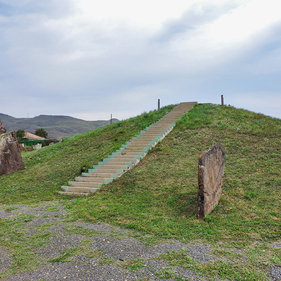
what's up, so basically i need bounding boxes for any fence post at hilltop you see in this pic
[158,99,160,110]
[221,95,224,106]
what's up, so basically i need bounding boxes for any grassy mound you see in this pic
[63,104,280,280]
[0,103,280,280]
[66,104,280,245]
[0,105,174,203]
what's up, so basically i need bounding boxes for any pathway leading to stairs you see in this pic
[59,102,196,196]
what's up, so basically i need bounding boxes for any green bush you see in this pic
[35,128,48,138]
[16,129,25,141]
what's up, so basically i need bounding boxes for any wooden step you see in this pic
[75,177,106,182]
[69,181,102,188]
[67,186,99,193]
[58,191,90,196]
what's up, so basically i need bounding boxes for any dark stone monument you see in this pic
[0,120,6,134]
[197,144,225,219]
[0,129,25,175]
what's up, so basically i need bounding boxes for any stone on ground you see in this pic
[0,120,6,134]
[197,144,225,218]
[0,131,24,175]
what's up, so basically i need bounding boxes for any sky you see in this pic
[0,0,281,120]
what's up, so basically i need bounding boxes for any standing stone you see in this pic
[197,144,225,219]
[0,120,6,134]
[0,132,24,175]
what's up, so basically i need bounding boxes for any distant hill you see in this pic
[0,113,119,139]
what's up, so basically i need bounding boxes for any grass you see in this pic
[49,240,104,264]
[0,105,174,204]
[64,104,280,279]
[65,104,280,246]
[0,215,54,278]
[49,247,79,263]
[63,224,102,237]
[0,103,280,280]
[120,258,146,272]
[98,257,115,265]
[157,248,269,280]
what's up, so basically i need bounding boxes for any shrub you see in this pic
[35,128,48,138]
[16,129,25,140]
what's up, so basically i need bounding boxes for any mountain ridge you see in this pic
[0,113,119,139]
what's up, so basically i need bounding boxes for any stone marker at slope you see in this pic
[0,120,6,134]
[197,144,225,218]
[0,129,24,175]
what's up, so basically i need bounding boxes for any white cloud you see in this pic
[230,92,281,118]
[246,47,281,74]
[204,0,281,48]
[160,0,281,69]
[0,0,281,120]
[74,0,196,30]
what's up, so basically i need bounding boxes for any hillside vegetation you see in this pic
[0,104,280,280]
[0,105,174,203]
[65,104,280,242]
[0,113,118,139]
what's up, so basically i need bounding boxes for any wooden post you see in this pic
[110,114,112,124]
[158,99,160,110]
[221,95,224,106]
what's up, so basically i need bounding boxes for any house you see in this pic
[20,132,46,149]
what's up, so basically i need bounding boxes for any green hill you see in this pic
[0,104,280,280]
[0,105,175,203]
[0,113,119,139]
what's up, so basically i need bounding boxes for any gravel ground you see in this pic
[270,266,281,281]
[0,247,11,273]
[0,202,279,281]
[0,209,14,219]
[270,242,281,249]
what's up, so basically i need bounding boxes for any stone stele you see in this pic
[0,120,6,134]
[0,131,25,175]
[197,144,225,218]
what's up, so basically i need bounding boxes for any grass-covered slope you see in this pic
[0,105,174,203]
[63,104,280,280]
[67,104,280,245]
[0,103,280,280]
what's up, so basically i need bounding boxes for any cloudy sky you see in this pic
[0,0,281,120]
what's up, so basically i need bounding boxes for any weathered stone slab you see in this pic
[0,120,6,134]
[197,144,225,218]
[0,132,24,175]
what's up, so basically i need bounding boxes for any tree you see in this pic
[35,128,48,138]
[16,129,25,140]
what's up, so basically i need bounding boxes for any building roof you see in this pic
[24,132,46,140]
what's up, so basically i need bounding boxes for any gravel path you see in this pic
[0,202,279,281]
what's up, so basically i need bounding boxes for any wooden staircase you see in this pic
[59,102,196,196]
